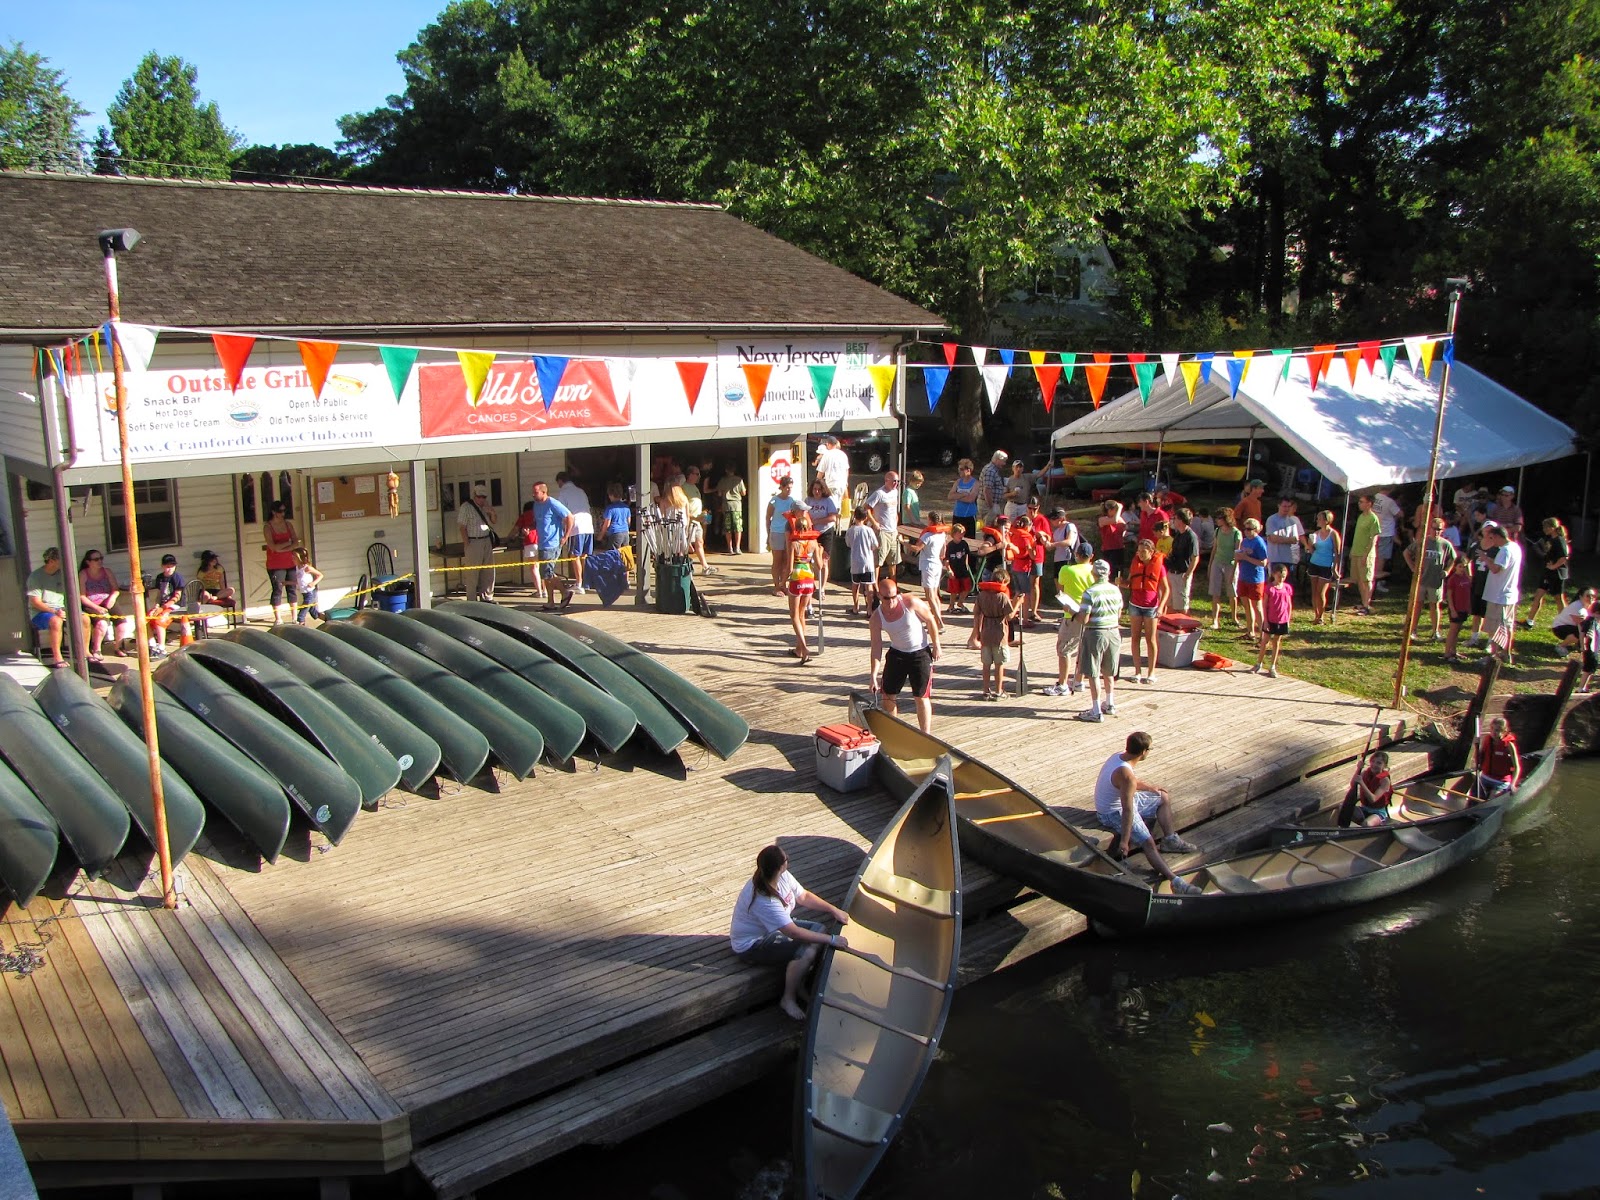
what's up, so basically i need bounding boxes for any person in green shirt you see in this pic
[1043,542,1097,696]
[1349,493,1382,615]
[25,546,74,669]
[1208,506,1244,629]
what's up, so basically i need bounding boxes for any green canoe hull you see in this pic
[447,602,689,757]
[109,675,292,863]
[351,610,585,765]
[225,629,442,791]
[35,668,206,866]
[0,675,128,876]
[404,609,639,754]
[0,756,58,906]
[271,625,490,784]
[184,640,402,808]
[319,622,543,780]
[152,654,362,844]
[529,612,749,761]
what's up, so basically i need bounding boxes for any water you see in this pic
[499,760,1600,1199]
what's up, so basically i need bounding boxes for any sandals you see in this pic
[559,592,574,609]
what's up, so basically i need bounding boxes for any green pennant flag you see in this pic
[808,363,837,413]
[380,345,419,403]
[1379,344,1399,378]
[1133,360,1158,405]
[1273,347,1292,378]
[1060,351,1078,384]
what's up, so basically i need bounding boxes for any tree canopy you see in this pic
[0,42,87,172]
[101,52,239,179]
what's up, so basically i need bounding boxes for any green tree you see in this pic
[0,42,87,171]
[103,52,239,179]
[231,142,355,183]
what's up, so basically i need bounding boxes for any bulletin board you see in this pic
[311,470,436,522]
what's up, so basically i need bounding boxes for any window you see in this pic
[239,473,256,524]
[106,478,179,550]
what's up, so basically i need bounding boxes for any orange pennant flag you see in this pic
[741,362,773,414]
[211,334,255,393]
[867,363,898,409]
[1341,346,1362,385]
[676,361,709,411]
[297,340,339,400]
[1085,352,1112,408]
[1306,344,1335,392]
[1030,350,1061,413]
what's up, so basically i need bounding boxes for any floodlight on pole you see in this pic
[99,227,177,911]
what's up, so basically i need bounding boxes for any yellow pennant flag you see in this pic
[1179,360,1202,403]
[867,363,898,409]
[1418,339,1437,378]
[457,351,497,406]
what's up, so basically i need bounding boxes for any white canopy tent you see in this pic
[1052,358,1577,491]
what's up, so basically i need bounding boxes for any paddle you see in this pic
[1336,703,1386,828]
[815,585,825,655]
[1015,618,1028,696]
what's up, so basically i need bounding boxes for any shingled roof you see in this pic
[0,172,943,339]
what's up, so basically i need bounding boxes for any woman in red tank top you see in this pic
[262,501,301,624]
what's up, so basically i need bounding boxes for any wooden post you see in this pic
[409,459,431,609]
[1538,658,1583,752]
[1447,654,1501,770]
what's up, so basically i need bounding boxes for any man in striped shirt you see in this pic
[1075,559,1124,722]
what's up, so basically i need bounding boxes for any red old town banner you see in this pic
[418,359,628,439]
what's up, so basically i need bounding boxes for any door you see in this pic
[438,458,514,545]
[237,468,310,613]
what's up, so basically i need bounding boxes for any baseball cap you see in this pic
[1498,485,1515,494]
[1051,506,1068,517]
[161,553,178,565]
[1027,497,1041,507]
[1092,559,1111,578]
[473,483,488,495]
[1076,542,1094,559]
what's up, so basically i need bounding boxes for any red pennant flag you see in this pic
[1307,344,1335,392]
[741,362,774,415]
[1030,351,1060,413]
[1358,340,1381,376]
[297,340,339,400]
[212,334,256,393]
[942,342,959,368]
[1085,352,1112,408]
[676,361,709,411]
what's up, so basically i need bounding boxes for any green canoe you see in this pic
[34,668,206,867]
[446,602,689,757]
[319,621,543,780]
[351,609,585,765]
[108,675,291,863]
[0,756,58,906]
[271,625,490,784]
[0,675,128,876]
[225,629,442,792]
[529,612,750,761]
[184,640,402,808]
[404,609,639,754]
[153,653,362,844]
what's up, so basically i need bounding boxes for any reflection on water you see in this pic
[495,761,1600,1199]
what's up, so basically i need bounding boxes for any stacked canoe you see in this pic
[0,606,748,905]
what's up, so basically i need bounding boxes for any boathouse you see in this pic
[0,171,942,649]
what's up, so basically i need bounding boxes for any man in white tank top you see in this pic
[868,576,942,733]
[1094,731,1201,892]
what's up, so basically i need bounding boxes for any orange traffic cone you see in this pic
[179,622,195,646]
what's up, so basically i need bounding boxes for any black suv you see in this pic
[810,422,965,476]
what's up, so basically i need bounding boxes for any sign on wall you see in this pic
[715,339,887,424]
[417,360,627,439]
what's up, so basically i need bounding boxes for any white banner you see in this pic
[65,363,420,466]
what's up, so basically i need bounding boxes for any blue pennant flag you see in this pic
[1226,356,1246,399]
[922,366,951,413]
[1442,338,1455,366]
[532,355,570,412]
[1196,351,1215,384]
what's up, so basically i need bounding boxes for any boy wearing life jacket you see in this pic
[969,567,1018,701]
[1472,715,1521,801]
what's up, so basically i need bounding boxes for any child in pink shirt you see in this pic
[1253,562,1294,678]
[1442,556,1474,663]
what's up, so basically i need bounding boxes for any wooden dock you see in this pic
[0,558,1420,1195]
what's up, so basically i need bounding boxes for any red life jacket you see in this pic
[1478,732,1518,781]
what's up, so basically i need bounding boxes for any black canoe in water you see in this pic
[34,667,207,866]
[851,695,1153,932]
[0,756,57,906]
[528,610,749,760]
[272,624,490,784]
[0,675,128,876]
[153,652,362,844]
[318,621,543,780]
[224,628,442,791]
[184,640,402,807]
[797,757,961,1200]
[108,674,291,863]
[350,609,584,765]
[1139,806,1506,934]
[349,609,585,764]
[445,601,689,757]
[403,608,639,754]
[1269,746,1559,842]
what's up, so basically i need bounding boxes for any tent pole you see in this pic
[1154,433,1163,491]
[1393,283,1466,710]
[1331,489,1352,623]
[1582,450,1594,553]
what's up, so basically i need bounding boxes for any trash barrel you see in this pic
[655,560,692,614]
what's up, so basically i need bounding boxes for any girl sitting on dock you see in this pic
[729,845,849,1021]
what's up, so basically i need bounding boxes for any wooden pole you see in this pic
[101,233,175,910]
[1392,284,1465,710]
